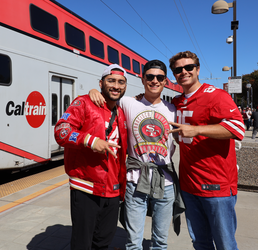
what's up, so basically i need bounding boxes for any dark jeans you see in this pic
[244,119,250,130]
[252,127,258,139]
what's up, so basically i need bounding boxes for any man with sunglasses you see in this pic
[168,51,245,250]
[54,64,128,250]
[88,60,184,250]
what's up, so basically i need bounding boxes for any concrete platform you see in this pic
[0,177,258,250]
[0,129,257,249]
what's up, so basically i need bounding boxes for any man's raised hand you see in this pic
[168,121,199,138]
[93,139,120,158]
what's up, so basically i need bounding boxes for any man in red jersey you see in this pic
[54,64,128,250]
[168,51,245,250]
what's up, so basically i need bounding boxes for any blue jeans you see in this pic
[124,182,174,250]
[182,191,238,250]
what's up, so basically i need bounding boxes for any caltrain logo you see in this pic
[6,91,46,128]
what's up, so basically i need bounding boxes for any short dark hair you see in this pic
[143,60,167,76]
[169,51,200,71]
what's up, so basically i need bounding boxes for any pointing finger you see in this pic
[106,147,118,158]
[108,143,121,148]
[169,121,180,127]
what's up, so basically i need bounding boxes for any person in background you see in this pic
[242,108,248,130]
[168,51,245,250]
[89,60,185,250]
[251,107,258,139]
[54,64,128,250]
[246,107,252,130]
[238,106,243,118]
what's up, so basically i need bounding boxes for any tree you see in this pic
[237,70,258,109]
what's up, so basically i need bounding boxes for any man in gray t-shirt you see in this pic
[89,60,181,250]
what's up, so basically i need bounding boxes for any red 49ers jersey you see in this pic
[172,83,245,197]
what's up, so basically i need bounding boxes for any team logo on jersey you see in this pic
[204,86,216,93]
[59,127,71,139]
[183,99,187,105]
[55,123,71,131]
[132,110,169,159]
[5,91,46,128]
[72,100,81,106]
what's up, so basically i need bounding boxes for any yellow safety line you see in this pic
[0,179,69,213]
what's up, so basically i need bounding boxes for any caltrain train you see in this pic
[0,0,183,171]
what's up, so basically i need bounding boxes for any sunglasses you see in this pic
[172,64,198,74]
[145,74,166,82]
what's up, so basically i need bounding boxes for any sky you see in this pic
[55,0,258,90]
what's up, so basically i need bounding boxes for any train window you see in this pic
[64,95,70,112]
[89,36,104,59]
[142,64,145,75]
[122,54,131,70]
[0,54,11,85]
[166,96,170,102]
[52,94,58,126]
[65,23,85,51]
[133,59,140,74]
[163,95,165,100]
[108,46,119,64]
[30,4,59,39]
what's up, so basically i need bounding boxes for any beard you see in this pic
[101,85,126,102]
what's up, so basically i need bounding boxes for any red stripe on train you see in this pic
[0,141,49,163]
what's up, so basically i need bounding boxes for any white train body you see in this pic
[0,0,182,170]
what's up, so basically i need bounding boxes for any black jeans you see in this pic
[70,189,120,250]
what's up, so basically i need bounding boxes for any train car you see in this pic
[0,0,183,171]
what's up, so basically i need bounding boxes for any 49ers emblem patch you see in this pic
[132,110,169,158]
[59,127,71,139]
[72,100,81,106]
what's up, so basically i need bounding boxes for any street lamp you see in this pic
[226,35,233,44]
[222,66,233,98]
[212,0,238,103]
[222,66,232,77]
[246,81,253,110]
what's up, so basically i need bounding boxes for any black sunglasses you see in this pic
[145,74,166,82]
[172,64,198,74]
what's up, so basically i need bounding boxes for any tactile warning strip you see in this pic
[0,166,66,198]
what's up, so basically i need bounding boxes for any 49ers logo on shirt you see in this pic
[204,86,216,93]
[132,110,170,159]
[6,91,46,128]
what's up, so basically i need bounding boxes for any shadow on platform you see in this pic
[26,224,151,250]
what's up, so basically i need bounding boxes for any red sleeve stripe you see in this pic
[69,177,94,194]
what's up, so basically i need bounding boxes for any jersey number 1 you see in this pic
[177,110,193,144]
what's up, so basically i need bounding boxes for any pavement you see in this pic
[241,128,258,144]
[0,129,257,250]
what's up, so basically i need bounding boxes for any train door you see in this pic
[50,75,74,153]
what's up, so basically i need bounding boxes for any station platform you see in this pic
[0,130,257,249]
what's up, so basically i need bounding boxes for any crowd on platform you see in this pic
[238,106,258,139]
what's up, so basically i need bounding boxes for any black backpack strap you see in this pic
[105,106,117,139]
